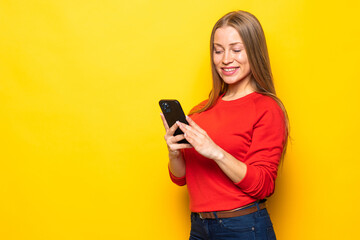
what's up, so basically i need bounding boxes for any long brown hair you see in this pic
[192,10,289,158]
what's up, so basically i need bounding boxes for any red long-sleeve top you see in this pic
[169,92,286,212]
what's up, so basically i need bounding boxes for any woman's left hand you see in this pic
[177,116,224,161]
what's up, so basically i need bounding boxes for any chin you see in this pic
[222,77,243,85]
[222,73,251,85]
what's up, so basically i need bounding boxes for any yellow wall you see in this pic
[1,0,359,239]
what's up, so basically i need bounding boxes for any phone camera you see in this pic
[161,102,171,113]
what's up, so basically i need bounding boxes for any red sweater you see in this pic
[169,92,286,212]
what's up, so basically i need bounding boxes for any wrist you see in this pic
[213,148,226,163]
[168,149,183,162]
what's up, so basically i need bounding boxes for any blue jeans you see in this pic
[189,203,276,240]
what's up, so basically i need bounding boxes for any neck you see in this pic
[223,76,255,101]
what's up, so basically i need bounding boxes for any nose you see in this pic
[222,50,233,65]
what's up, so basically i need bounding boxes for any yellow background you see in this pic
[1,0,359,239]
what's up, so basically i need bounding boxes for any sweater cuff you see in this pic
[235,164,257,189]
[168,167,186,186]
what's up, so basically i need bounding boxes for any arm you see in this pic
[160,114,191,185]
[177,106,285,199]
[177,117,247,183]
[235,106,285,198]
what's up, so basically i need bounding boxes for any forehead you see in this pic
[214,26,243,44]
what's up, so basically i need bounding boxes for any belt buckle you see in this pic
[198,212,204,219]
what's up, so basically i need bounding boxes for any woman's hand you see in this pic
[160,114,192,156]
[160,113,190,178]
[177,116,225,161]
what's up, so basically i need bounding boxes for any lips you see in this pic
[221,67,239,76]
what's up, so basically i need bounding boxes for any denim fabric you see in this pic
[189,203,276,240]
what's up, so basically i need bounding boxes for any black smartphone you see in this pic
[159,99,189,144]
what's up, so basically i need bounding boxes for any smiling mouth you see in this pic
[221,67,239,75]
[223,67,238,72]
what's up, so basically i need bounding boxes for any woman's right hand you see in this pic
[160,113,192,156]
[161,113,190,178]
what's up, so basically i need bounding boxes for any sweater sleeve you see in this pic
[235,100,285,199]
[168,166,186,186]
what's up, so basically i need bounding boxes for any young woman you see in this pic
[161,10,289,240]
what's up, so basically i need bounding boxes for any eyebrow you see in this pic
[214,42,244,47]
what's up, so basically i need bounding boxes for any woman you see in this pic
[161,10,288,240]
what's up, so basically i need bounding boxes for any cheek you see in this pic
[213,56,222,66]
[236,53,248,64]
[236,54,249,66]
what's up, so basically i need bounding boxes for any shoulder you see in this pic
[252,92,279,107]
[252,93,282,112]
[252,93,285,122]
[188,99,209,115]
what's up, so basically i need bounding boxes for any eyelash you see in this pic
[214,49,242,54]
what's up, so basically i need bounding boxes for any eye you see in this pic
[214,49,223,54]
[233,49,242,53]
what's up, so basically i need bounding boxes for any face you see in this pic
[213,26,251,86]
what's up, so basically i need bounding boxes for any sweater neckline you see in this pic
[219,91,258,104]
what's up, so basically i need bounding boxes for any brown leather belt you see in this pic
[196,202,266,219]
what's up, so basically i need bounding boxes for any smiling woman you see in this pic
[160,10,289,240]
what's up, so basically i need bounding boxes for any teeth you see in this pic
[223,68,236,72]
